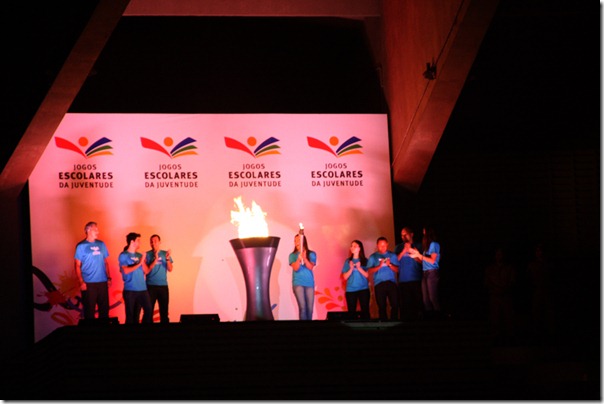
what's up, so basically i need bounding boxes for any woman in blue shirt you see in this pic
[410,227,441,317]
[288,233,317,320]
[341,240,370,320]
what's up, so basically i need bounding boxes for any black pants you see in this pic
[374,281,399,321]
[148,285,170,323]
[398,280,423,321]
[124,290,153,324]
[345,289,370,320]
[82,282,109,319]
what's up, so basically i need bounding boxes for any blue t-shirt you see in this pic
[341,257,369,292]
[423,242,441,271]
[394,242,423,282]
[367,251,399,285]
[119,251,147,291]
[145,250,173,286]
[74,239,110,283]
[288,251,317,287]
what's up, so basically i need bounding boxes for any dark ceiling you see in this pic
[0,1,599,175]
[439,1,599,154]
[69,16,385,114]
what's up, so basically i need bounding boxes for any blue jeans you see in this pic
[422,269,440,311]
[293,285,315,320]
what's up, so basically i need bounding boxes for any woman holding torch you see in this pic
[288,225,317,320]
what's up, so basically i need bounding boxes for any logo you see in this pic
[225,136,280,158]
[140,137,198,158]
[307,136,362,157]
[54,136,113,158]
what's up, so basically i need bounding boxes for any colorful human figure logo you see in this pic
[307,136,362,157]
[140,137,198,158]
[55,136,113,158]
[224,136,280,158]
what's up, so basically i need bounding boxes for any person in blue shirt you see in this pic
[394,227,423,321]
[288,232,317,320]
[367,236,399,321]
[409,227,441,318]
[74,221,112,320]
[145,234,174,323]
[341,240,370,320]
[119,232,153,324]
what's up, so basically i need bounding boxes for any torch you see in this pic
[230,197,280,321]
[298,223,304,265]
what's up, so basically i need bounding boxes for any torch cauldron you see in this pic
[229,236,280,321]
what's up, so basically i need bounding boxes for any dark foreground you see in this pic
[3,318,599,400]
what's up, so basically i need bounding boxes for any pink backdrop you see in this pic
[29,113,393,341]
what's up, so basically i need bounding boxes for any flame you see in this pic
[230,196,269,238]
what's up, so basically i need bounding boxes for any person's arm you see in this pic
[400,242,422,264]
[290,253,303,271]
[384,255,398,274]
[121,255,144,275]
[104,257,112,284]
[409,248,431,263]
[342,260,354,280]
[413,252,438,265]
[412,243,423,263]
[166,250,173,272]
[396,243,408,261]
[74,259,86,290]
[355,261,369,279]
[367,257,381,275]
[147,251,158,269]
[417,242,439,265]
[121,262,140,274]
[303,251,316,270]
[142,255,153,275]
[423,250,438,265]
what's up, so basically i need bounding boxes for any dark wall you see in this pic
[391,0,599,346]
[70,16,386,114]
[393,149,599,321]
